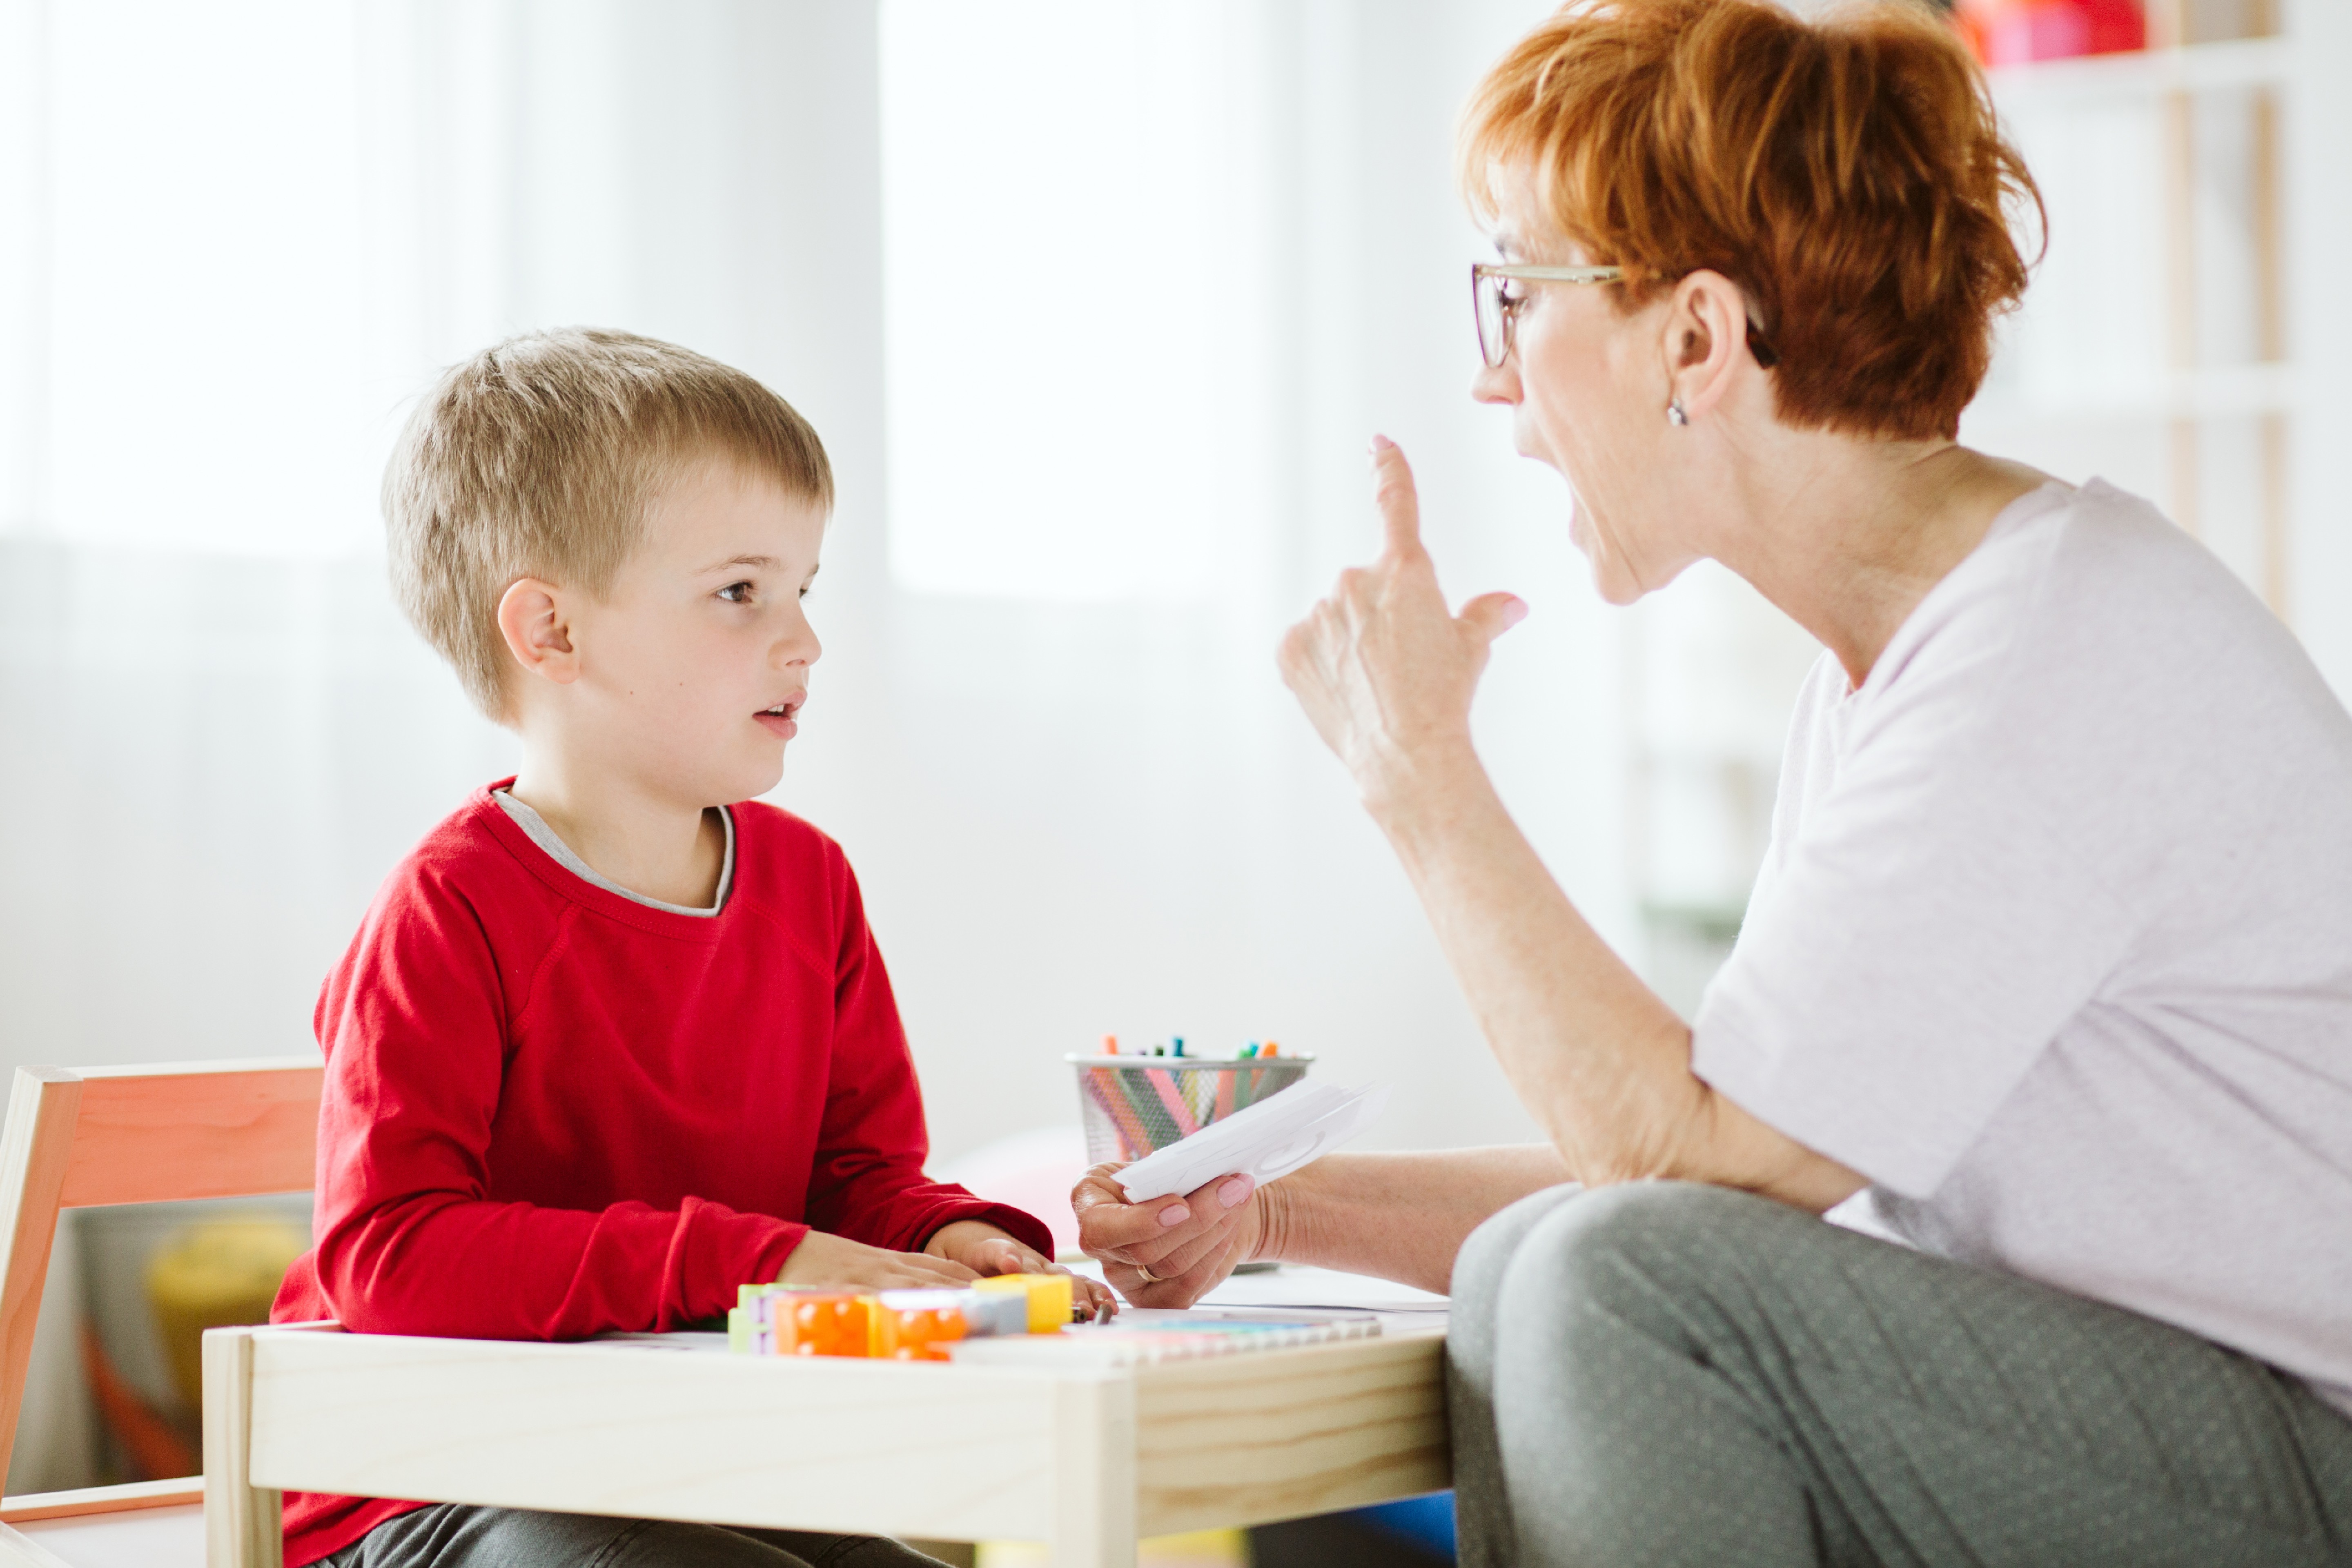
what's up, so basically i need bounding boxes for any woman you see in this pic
[1075,2,2352,1564]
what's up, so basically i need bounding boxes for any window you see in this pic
[879,1,1227,601]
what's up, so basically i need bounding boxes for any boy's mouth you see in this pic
[754,693,806,741]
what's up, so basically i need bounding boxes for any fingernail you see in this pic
[1370,434,1395,452]
[1159,1203,1190,1227]
[1217,1175,1254,1209]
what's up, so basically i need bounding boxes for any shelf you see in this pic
[1966,362,2295,425]
[1986,35,2290,109]
[1639,900,1747,945]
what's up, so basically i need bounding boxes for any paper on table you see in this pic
[1200,1263,1448,1315]
[1109,1079,1392,1202]
[1058,1259,1447,1331]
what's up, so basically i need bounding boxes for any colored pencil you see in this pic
[1144,1067,1200,1138]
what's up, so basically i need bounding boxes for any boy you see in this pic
[274,328,1112,1568]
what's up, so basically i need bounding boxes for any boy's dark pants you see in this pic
[1448,1181,2352,1568]
[318,1505,953,1568]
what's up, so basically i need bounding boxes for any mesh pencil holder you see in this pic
[1067,1054,1314,1165]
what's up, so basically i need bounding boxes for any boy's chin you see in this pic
[650,753,786,811]
[727,749,790,803]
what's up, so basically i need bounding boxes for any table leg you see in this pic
[1048,1380,1136,1568]
[202,1328,283,1568]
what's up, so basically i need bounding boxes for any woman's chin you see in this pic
[1569,508,1660,606]
[1593,568,1647,607]
[1571,532,1643,607]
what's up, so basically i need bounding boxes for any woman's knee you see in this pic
[1494,1180,1794,1339]
[1450,1181,1585,1310]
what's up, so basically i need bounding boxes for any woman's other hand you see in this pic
[1278,437,1526,801]
[1072,1165,1261,1307]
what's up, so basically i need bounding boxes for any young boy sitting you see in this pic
[272,327,1112,1568]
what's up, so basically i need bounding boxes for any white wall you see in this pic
[2285,0,2352,693]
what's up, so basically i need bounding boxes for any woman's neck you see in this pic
[1705,436,2053,689]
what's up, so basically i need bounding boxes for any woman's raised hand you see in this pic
[1278,437,1526,802]
[1072,1165,1260,1307]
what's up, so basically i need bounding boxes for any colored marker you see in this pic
[1118,1069,1185,1148]
[1144,1067,1201,1137]
[1085,1071,1151,1160]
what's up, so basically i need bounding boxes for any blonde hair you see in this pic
[385,327,833,722]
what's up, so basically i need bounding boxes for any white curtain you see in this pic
[11,9,1683,1479]
[0,0,1676,1180]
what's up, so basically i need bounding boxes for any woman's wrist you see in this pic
[1359,730,1483,826]
[1362,736,1503,875]
[1245,1175,1299,1266]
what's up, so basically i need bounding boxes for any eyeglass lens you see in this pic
[1474,271,1510,368]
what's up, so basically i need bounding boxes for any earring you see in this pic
[1667,396,1689,426]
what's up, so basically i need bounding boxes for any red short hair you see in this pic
[1461,0,2041,441]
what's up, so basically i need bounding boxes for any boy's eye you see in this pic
[718,581,754,604]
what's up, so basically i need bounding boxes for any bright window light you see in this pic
[879,1,1224,601]
[31,0,376,556]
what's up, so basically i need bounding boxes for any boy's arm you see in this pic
[307,878,806,1340]
[800,868,1056,1258]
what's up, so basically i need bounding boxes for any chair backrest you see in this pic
[0,1058,323,1494]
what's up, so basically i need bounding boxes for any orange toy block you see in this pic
[871,1290,971,1361]
[773,1292,876,1357]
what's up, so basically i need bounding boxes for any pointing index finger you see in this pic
[1370,434,1424,561]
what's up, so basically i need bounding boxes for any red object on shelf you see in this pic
[1954,0,2147,66]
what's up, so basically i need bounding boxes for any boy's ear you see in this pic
[495,577,581,687]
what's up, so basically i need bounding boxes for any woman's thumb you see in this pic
[1460,592,1529,644]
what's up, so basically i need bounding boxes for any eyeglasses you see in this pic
[1473,263,1620,368]
[1470,261,1781,371]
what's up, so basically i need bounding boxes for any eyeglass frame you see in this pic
[1471,262,1781,372]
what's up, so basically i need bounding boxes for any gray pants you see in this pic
[316,1504,951,1568]
[1448,1181,2352,1567]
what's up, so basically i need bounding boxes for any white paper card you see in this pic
[1111,1079,1392,1201]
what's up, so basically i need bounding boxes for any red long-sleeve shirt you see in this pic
[271,781,1049,1565]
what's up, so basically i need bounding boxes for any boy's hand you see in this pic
[1072,1165,1262,1307]
[777,1229,980,1292]
[924,1219,1118,1322]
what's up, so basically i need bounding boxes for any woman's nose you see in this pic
[1471,357,1520,406]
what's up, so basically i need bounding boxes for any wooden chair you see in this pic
[0,1059,322,1567]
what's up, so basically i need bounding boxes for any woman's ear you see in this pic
[1662,270,1750,423]
[495,577,581,688]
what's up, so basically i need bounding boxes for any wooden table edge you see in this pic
[203,1321,1451,1568]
